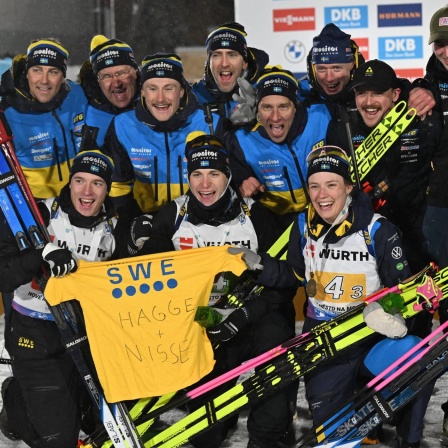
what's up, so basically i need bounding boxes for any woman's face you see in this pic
[308,172,353,224]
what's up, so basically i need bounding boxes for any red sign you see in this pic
[273,8,315,32]
[395,68,424,83]
[354,38,370,61]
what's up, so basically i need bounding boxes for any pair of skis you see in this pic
[83,264,447,447]
[348,100,417,184]
[296,319,448,447]
[0,114,145,448]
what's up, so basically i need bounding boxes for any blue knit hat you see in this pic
[206,22,248,61]
[312,23,354,65]
[89,35,138,75]
[140,53,184,86]
[26,39,69,76]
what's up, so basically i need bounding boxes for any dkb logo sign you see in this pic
[378,36,423,59]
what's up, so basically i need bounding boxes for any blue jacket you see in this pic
[227,103,331,215]
[79,59,140,146]
[0,56,87,199]
[105,88,229,213]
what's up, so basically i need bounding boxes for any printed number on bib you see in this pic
[315,272,366,303]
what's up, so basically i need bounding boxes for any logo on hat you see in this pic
[365,66,374,76]
[321,163,330,170]
[273,86,282,93]
[90,165,100,173]
[200,161,210,167]
[39,58,49,64]
[221,41,230,47]
[440,17,448,26]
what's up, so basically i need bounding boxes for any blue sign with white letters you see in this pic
[378,36,423,59]
[324,5,368,28]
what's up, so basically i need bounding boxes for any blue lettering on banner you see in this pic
[324,6,368,28]
[378,36,423,60]
[107,258,179,299]
[377,3,422,27]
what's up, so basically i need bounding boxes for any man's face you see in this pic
[26,65,65,103]
[257,95,296,144]
[434,40,448,70]
[189,169,228,206]
[97,64,138,108]
[355,88,400,128]
[314,62,355,96]
[141,78,184,122]
[69,172,108,217]
[209,49,248,93]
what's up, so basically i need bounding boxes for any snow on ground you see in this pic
[0,315,446,448]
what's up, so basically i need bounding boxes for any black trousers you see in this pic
[4,309,89,448]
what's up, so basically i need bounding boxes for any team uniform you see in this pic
[227,103,331,215]
[105,85,228,214]
[142,186,297,448]
[257,188,433,446]
[0,57,87,199]
[0,185,129,447]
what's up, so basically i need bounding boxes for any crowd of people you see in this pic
[0,6,448,448]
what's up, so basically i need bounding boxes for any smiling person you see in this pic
[0,127,136,446]
[250,145,434,448]
[138,132,297,448]
[104,53,229,216]
[327,59,442,278]
[192,22,269,123]
[79,35,140,146]
[226,66,331,224]
[0,38,88,200]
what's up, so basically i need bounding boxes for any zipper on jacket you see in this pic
[287,141,310,204]
[154,156,159,202]
[283,166,297,203]
[164,132,171,202]
[52,110,72,172]
[52,137,63,182]
[178,155,184,195]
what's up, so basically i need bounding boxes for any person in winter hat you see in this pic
[192,21,269,124]
[0,125,133,446]
[138,130,297,448]
[104,52,229,216]
[79,35,140,145]
[0,37,87,200]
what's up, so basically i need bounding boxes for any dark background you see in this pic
[0,0,234,72]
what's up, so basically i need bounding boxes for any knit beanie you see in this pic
[206,22,248,61]
[311,23,354,65]
[140,53,184,86]
[26,39,69,77]
[70,149,115,191]
[89,35,138,75]
[306,146,352,183]
[185,132,230,178]
[255,66,298,105]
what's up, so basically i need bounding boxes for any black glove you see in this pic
[42,242,78,278]
[228,246,263,271]
[128,214,153,255]
[206,307,249,343]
